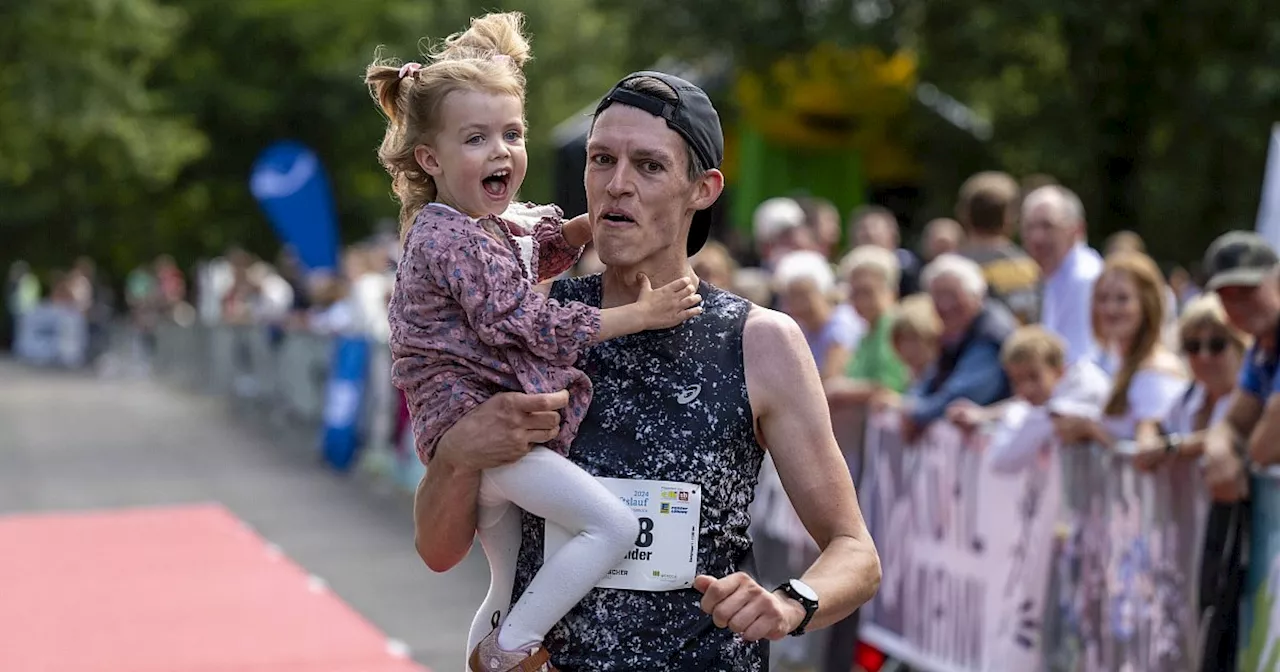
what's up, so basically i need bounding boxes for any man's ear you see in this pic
[691,168,725,212]
[415,144,443,178]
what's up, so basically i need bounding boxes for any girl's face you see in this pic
[1094,270,1143,345]
[417,89,527,219]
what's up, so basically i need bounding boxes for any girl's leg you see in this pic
[482,446,637,651]
[466,497,524,663]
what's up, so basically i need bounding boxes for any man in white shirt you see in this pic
[1020,185,1104,364]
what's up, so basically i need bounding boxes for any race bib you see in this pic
[544,477,701,591]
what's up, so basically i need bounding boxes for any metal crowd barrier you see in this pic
[854,412,1208,672]
[152,322,401,479]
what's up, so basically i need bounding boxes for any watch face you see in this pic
[789,579,818,602]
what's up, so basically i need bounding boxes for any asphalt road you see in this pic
[0,358,490,671]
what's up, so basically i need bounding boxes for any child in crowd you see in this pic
[948,326,1110,472]
[367,13,702,671]
[871,294,942,412]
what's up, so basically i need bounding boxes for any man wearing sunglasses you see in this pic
[1202,231,1280,499]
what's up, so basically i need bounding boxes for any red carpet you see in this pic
[0,503,428,672]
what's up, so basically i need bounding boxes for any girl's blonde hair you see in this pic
[365,13,532,235]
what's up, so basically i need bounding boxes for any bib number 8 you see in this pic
[636,517,654,548]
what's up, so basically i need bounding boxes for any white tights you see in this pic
[465,447,637,657]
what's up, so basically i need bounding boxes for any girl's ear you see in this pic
[415,145,442,178]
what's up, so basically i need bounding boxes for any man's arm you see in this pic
[907,341,1006,427]
[696,308,880,642]
[413,391,568,572]
[1204,390,1263,501]
[1249,393,1280,465]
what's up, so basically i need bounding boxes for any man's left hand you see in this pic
[693,573,805,642]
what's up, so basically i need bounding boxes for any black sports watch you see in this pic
[775,578,819,637]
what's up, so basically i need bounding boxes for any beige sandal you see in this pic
[468,611,557,672]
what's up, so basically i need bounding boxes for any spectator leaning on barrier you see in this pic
[1202,231,1280,501]
[826,245,910,407]
[1020,185,1103,364]
[849,205,920,297]
[773,250,865,380]
[955,171,1041,325]
[901,253,1015,440]
[1129,292,1250,672]
[1050,252,1187,454]
[888,294,942,386]
[950,326,1110,474]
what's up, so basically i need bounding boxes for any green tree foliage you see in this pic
[2,0,650,284]
[590,0,1280,261]
[8,0,1280,283]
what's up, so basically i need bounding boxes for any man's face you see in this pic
[584,105,722,267]
[1020,203,1077,275]
[1217,270,1280,338]
[855,215,897,250]
[928,275,981,342]
[923,220,962,261]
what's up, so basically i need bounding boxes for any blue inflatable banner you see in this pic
[249,141,340,271]
[320,336,370,472]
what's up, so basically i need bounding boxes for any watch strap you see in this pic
[776,581,818,637]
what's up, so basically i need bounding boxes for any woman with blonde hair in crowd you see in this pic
[826,245,910,406]
[773,249,864,379]
[1052,251,1187,449]
[1133,293,1250,672]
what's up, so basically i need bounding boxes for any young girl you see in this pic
[365,13,703,672]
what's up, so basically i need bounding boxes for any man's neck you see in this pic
[600,260,699,309]
[967,232,1009,248]
[1042,247,1074,279]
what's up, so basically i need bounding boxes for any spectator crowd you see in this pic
[7,167,1274,672]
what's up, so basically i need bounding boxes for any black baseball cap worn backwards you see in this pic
[593,71,725,256]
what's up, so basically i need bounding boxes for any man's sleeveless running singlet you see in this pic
[511,275,767,671]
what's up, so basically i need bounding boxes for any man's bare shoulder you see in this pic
[743,307,821,402]
[744,306,808,358]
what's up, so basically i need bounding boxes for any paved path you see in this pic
[0,358,489,671]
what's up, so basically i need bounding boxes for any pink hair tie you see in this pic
[398,62,423,80]
[490,54,514,68]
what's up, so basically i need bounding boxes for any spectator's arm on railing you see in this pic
[1204,390,1262,501]
[1248,393,1280,465]
[906,341,1005,428]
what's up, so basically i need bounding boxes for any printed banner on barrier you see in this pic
[1048,447,1203,672]
[1240,471,1280,672]
[857,413,1060,672]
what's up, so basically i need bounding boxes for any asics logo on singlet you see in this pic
[676,384,701,404]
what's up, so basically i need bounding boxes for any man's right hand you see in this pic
[434,390,570,472]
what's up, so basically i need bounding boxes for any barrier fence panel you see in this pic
[1240,468,1280,671]
[1049,445,1204,672]
[152,323,401,477]
[857,412,1206,672]
[857,412,1061,672]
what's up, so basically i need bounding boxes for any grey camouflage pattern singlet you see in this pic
[512,275,767,671]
